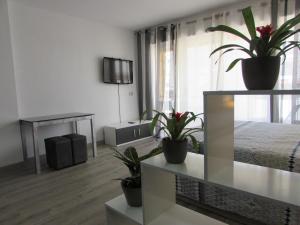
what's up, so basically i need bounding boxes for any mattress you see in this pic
[192,121,300,173]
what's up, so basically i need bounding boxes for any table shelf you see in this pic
[203,89,300,95]
[105,195,143,225]
[148,204,226,225]
[142,153,300,208]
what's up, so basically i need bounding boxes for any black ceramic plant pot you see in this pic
[162,138,188,164]
[241,56,280,90]
[121,181,142,207]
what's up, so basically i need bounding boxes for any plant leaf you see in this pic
[214,48,235,64]
[153,110,169,121]
[153,126,171,138]
[271,14,300,45]
[178,128,202,140]
[242,7,256,39]
[226,58,243,72]
[237,48,256,57]
[139,147,162,161]
[278,29,300,44]
[183,113,202,128]
[124,147,139,164]
[214,48,254,64]
[150,113,160,133]
[206,25,250,43]
[270,30,294,48]
[187,134,200,152]
[209,44,249,57]
[280,42,300,56]
[113,149,137,169]
[272,46,286,63]
[139,110,148,123]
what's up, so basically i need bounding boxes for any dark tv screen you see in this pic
[103,57,133,84]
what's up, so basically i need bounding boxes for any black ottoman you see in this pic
[45,136,73,170]
[63,134,87,164]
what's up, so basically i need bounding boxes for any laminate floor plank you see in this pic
[0,144,127,225]
[0,140,245,225]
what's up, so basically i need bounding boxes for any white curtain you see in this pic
[138,0,299,123]
[176,0,273,122]
[137,25,176,118]
[149,25,176,115]
[275,0,300,123]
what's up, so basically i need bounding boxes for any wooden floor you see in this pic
[0,141,247,225]
[0,144,130,225]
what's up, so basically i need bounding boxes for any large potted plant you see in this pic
[150,109,203,164]
[113,146,161,207]
[206,7,300,90]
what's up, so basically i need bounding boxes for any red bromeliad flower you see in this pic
[256,25,273,38]
[175,112,183,122]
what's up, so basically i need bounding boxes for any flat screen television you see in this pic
[103,57,133,84]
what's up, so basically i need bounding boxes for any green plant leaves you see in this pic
[270,14,300,47]
[119,176,141,188]
[272,14,300,40]
[226,58,243,72]
[124,147,139,164]
[206,25,250,43]
[280,41,300,55]
[242,7,256,39]
[150,113,160,133]
[271,46,286,63]
[139,147,162,161]
[187,134,199,151]
[113,145,163,177]
[183,113,203,129]
[209,44,250,57]
[148,110,203,141]
[207,8,300,71]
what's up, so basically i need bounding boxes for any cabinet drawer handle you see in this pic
[133,129,136,137]
[138,128,141,136]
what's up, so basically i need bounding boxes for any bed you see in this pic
[178,121,300,225]
[192,121,300,173]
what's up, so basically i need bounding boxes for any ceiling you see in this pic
[11,0,244,30]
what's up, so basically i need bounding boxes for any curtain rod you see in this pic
[137,0,269,31]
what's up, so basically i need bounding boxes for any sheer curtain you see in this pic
[137,25,176,119]
[274,0,300,123]
[176,0,273,122]
[137,0,299,123]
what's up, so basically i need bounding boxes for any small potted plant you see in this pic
[206,7,300,90]
[150,109,203,164]
[113,146,162,207]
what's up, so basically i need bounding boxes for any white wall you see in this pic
[0,0,22,167]
[7,1,139,158]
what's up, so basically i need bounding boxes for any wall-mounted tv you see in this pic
[103,57,133,84]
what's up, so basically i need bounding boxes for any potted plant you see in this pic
[206,7,300,90]
[113,146,162,207]
[150,109,203,164]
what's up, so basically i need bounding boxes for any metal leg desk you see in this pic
[20,112,97,174]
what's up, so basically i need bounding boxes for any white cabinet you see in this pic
[104,120,152,147]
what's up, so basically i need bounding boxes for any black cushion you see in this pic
[63,134,87,164]
[44,136,73,170]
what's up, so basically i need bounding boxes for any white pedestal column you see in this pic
[204,94,234,184]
